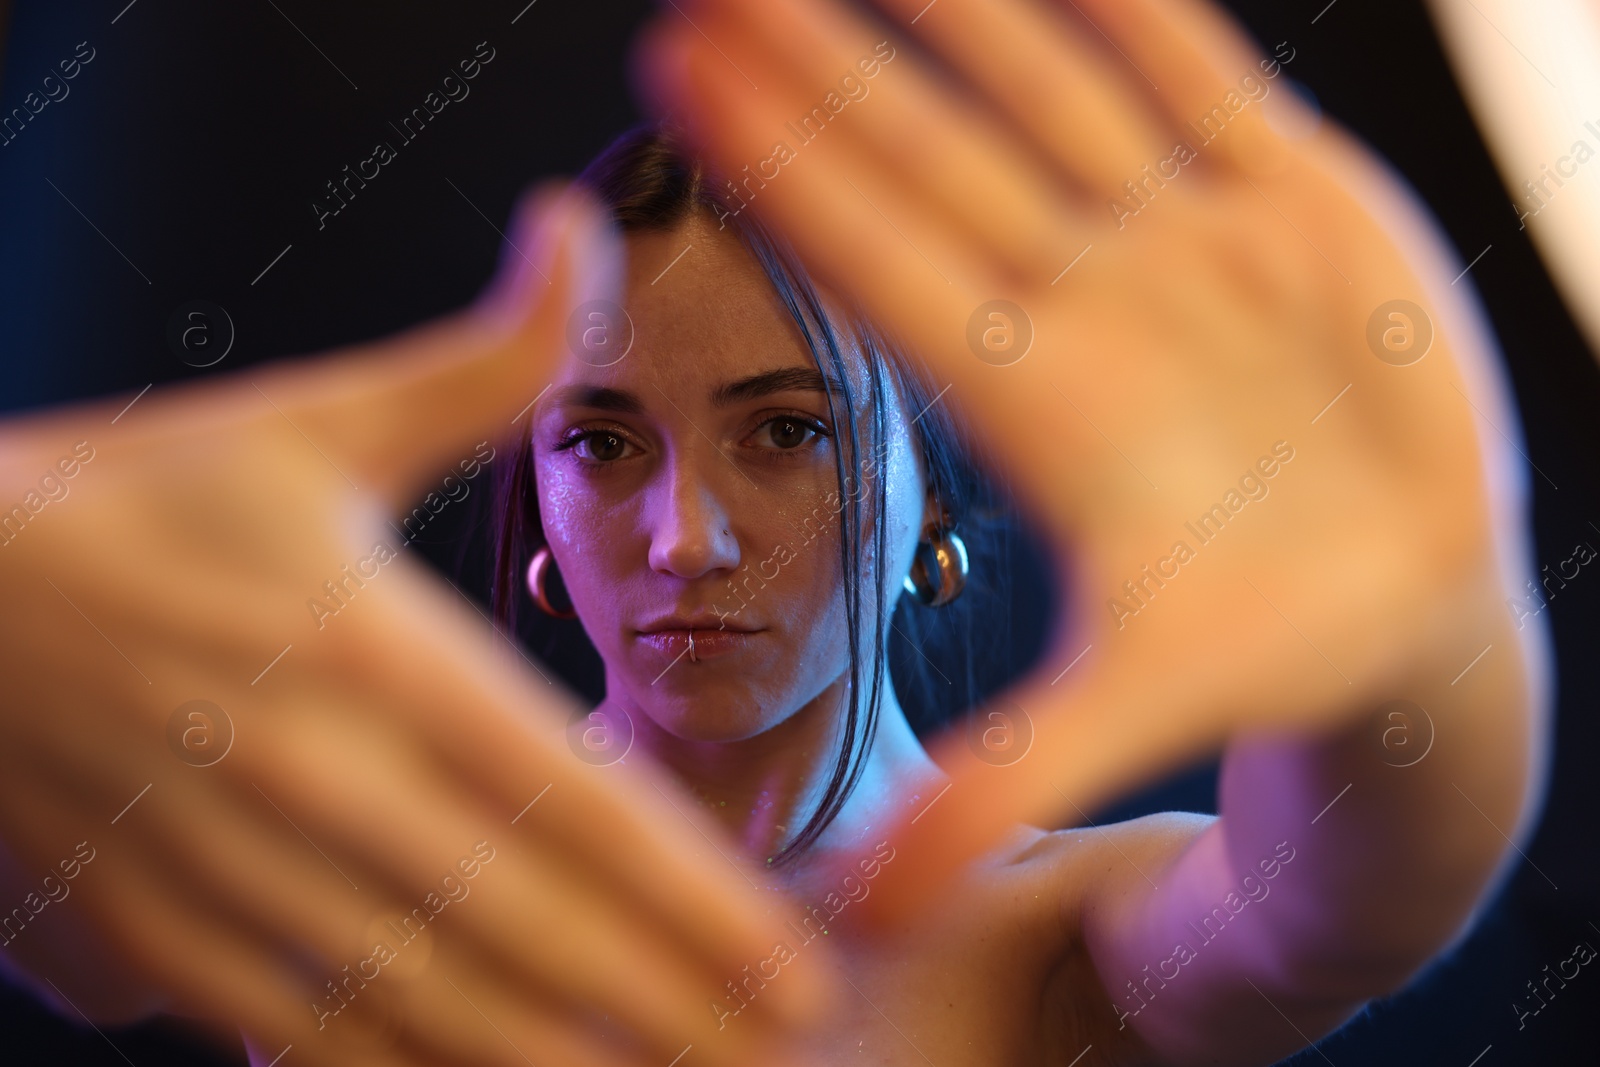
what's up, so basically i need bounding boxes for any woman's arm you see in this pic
[1077,577,1549,1066]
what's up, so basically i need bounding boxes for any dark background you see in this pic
[1,1,1594,1064]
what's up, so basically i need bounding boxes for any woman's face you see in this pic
[531,209,927,743]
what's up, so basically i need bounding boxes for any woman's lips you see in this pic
[634,628,759,661]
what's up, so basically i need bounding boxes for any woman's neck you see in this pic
[600,671,946,888]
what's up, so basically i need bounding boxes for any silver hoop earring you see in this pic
[526,545,577,619]
[903,523,968,608]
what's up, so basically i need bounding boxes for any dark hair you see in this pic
[490,122,1018,867]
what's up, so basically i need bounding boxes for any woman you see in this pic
[0,0,1547,1063]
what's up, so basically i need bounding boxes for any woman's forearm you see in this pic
[1213,570,1551,1001]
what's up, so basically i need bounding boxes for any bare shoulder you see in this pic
[1006,812,1220,1067]
[1012,810,1219,923]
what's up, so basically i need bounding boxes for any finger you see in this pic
[388,966,652,1067]
[843,609,1238,928]
[1070,0,1306,177]
[687,0,1091,281]
[70,848,431,1067]
[395,939,806,1067]
[849,485,1485,928]
[235,681,808,1063]
[638,16,999,326]
[161,746,700,1067]
[638,16,1101,501]
[0,689,387,993]
[121,771,376,986]
[311,560,837,1032]
[251,179,625,511]
[865,0,1173,196]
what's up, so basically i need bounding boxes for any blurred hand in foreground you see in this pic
[0,183,830,1067]
[636,0,1546,915]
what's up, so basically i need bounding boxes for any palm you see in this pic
[639,0,1518,899]
[0,188,825,1066]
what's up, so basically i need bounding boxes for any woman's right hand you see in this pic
[0,182,828,1067]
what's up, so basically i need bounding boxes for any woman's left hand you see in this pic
[636,0,1540,909]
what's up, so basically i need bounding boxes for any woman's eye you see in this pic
[751,416,826,453]
[561,430,636,464]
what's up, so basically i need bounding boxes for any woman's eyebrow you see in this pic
[548,384,645,414]
[549,367,845,414]
[709,367,845,408]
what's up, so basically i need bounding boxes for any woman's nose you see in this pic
[645,458,741,579]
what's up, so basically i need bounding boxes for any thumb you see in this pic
[253,178,625,510]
